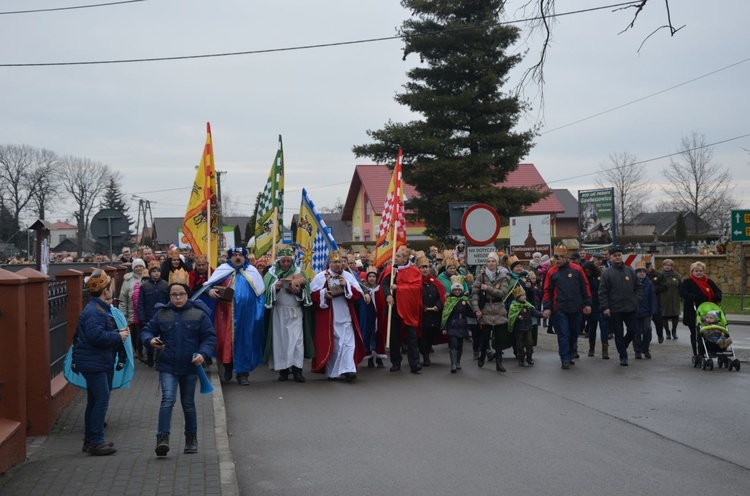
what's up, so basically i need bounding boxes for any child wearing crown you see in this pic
[441,275,472,373]
[508,285,544,366]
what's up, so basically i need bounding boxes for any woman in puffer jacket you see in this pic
[470,252,510,372]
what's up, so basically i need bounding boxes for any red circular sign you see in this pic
[461,204,501,246]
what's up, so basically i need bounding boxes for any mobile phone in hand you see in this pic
[154,337,164,346]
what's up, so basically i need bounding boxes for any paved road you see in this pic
[224,324,750,496]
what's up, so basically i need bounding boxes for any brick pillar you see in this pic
[55,269,84,345]
[16,268,51,436]
[114,265,127,297]
[0,269,28,472]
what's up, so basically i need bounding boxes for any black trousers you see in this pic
[419,325,438,359]
[390,317,420,371]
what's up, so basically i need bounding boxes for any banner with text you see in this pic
[510,214,551,260]
[578,188,615,252]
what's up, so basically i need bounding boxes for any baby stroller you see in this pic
[692,302,740,371]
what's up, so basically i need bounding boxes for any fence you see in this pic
[0,264,127,474]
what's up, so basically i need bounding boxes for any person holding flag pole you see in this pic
[374,150,422,373]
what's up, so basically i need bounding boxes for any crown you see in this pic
[511,285,525,299]
[169,268,190,286]
[277,247,294,259]
[85,269,111,292]
[329,251,343,262]
[554,244,567,256]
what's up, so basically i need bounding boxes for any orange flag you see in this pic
[374,149,406,268]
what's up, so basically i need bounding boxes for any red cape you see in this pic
[395,263,422,328]
[310,286,366,374]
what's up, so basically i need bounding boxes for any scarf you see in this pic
[690,274,715,302]
[441,295,470,328]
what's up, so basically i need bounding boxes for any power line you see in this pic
[0,1,641,67]
[546,132,750,185]
[0,0,146,15]
[541,56,750,135]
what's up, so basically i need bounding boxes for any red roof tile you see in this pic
[52,221,77,229]
[342,162,562,221]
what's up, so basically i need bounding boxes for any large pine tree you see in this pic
[353,0,544,238]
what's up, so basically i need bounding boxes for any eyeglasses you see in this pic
[170,292,187,298]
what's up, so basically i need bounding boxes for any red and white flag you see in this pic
[374,149,406,268]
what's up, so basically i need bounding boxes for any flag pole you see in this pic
[271,206,278,262]
[385,215,399,349]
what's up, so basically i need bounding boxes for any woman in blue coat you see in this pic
[141,270,216,457]
[73,269,130,456]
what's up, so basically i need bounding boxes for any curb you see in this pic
[208,362,240,496]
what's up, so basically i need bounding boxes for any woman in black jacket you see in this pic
[678,261,722,358]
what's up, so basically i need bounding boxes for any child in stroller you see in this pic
[694,302,740,371]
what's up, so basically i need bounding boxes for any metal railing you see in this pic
[48,281,68,378]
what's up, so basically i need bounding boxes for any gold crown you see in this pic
[329,251,343,262]
[554,244,567,256]
[169,268,190,286]
[634,261,647,271]
[450,275,464,287]
[511,285,525,299]
[85,269,111,292]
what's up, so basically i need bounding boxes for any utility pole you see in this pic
[131,195,156,247]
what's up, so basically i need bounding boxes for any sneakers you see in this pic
[184,434,198,454]
[237,374,250,386]
[88,442,116,456]
[83,440,114,454]
[155,434,170,457]
[561,361,570,370]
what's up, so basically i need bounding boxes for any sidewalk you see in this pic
[725,313,750,326]
[0,360,239,496]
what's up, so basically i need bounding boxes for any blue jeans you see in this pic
[82,369,114,445]
[552,311,582,363]
[634,316,652,353]
[585,313,608,345]
[609,311,637,359]
[158,372,198,436]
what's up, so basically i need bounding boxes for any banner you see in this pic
[578,188,615,252]
[510,214,551,260]
[295,188,338,279]
[374,149,406,268]
[182,122,219,268]
[254,135,284,258]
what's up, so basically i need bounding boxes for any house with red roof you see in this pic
[342,163,567,241]
[49,220,78,246]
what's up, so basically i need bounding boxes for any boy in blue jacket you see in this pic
[634,261,657,359]
[142,269,216,457]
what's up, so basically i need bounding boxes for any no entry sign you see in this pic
[461,204,501,246]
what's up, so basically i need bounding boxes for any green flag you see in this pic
[254,135,284,258]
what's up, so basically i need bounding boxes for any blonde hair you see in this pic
[690,261,706,274]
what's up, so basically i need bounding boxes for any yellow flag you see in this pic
[182,122,219,269]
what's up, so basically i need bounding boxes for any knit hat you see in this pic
[486,252,500,263]
[450,275,464,291]
[510,260,523,271]
[227,246,248,258]
[541,254,550,262]
[131,258,146,269]
[532,252,542,259]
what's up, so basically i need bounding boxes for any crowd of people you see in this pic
[71,240,726,458]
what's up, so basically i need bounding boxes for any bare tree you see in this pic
[60,156,112,252]
[595,151,649,236]
[516,0,684,90]
[0,144,37,230]
[661,132,737,234]
[28,148,61,220]
[318,198,344,215]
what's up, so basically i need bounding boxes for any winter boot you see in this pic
[278,369,290,382]
[602,343,609,360]
[291,366,306,383]
[518,357,525,367]
[184,433,198,454]
[449,349,457,373]
[155,434,170,457]
[588,341,595,357]
[526,355,534,366]
[456,349,463,370]
[496,356,506,373]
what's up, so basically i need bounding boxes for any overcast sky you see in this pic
[2,0,749,230]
